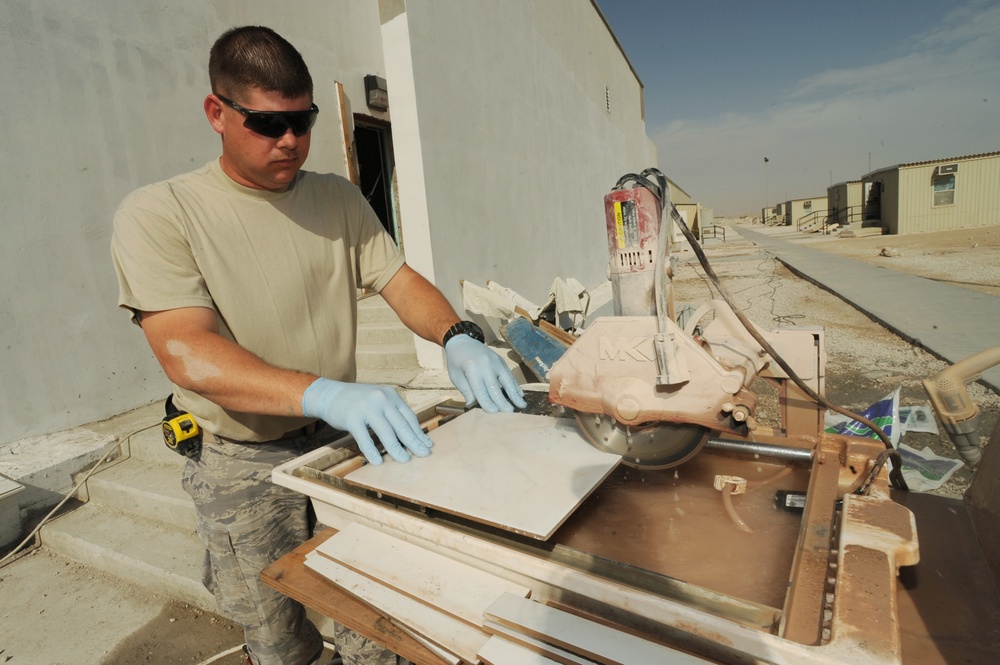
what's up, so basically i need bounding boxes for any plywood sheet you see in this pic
[315,522,530,626]
[304,551,489,663]
[343,411,621,539]
[484,593,713,665]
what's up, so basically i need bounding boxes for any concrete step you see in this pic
[357,321,416,346]
[356,367,423,385]
[839,226,885,238]
[356,344,419,370]
[87,458,196,530]
[357,295,403,324]
[356,295,420,371]
[40,503,215,612]
[126,418,188,468]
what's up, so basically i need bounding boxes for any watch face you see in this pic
[445,321,485,345]
[460,321,484,340]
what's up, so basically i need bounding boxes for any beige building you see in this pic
[667,178,707,241]
[784,196,828,227]
[861,151,1000,234]
[826,181,864,227]
[762,201,785,225]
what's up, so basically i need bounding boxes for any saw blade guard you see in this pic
[548,315,759,434]
[573,410,708,469]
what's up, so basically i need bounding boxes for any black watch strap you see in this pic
[442,320,485,346]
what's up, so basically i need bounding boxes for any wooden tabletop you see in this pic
[261,529,454,665]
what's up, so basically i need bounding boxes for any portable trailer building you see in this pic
[826,181,863,229]
[861,151,1000,235]
[784,196,828,228]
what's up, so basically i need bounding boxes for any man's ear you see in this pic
[204,95,225,136]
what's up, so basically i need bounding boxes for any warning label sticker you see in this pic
[614,200,639,249]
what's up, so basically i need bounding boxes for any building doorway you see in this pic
[354,117,398,242]
[864,181,882,221]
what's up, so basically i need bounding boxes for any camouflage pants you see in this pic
[181,428,406,665]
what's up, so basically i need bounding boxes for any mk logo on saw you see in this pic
[599,337,654,362]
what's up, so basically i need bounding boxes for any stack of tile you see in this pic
[306,522,713,665]
[305,522,529,664]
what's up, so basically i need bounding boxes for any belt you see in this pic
[208,420,330,447]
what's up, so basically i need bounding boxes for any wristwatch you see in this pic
[442,320,485,346]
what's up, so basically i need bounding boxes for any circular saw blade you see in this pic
[573,411,709,469]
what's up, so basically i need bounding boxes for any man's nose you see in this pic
[275,128,298,148]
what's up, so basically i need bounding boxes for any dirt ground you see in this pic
[98,601,246,665]
[0,548,247,665]
[674,223,1000,498]
[803,224,1000,298]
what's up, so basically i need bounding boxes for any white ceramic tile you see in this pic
[484,593,713,665]
[478,636,561,665]
[344,411,621,539]
[482,621,592,664]
[304,551,489,663]
[315,522,530,626]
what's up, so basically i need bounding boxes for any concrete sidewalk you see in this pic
[735,225,1000,393]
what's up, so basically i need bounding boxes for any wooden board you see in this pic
[315,522,530,626]
[478,636,562,665]
[343,411,621,539]
[304,551,490,663]
[484,593,713,665]
[260,530,453,665]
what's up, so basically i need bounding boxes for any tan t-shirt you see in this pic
[112,159,404,441]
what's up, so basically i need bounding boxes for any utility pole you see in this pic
[764,156,769,223]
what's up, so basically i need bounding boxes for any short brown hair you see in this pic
[209,26,313,101]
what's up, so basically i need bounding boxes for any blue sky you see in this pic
[596,0,1000,215]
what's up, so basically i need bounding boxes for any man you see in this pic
[112,26,525,665]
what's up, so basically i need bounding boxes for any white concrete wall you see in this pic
[1,0,656,444]
[383,0,656,362]
[0,0,386,444]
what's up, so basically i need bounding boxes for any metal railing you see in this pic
[795,209,829,232]
[700,225,726,242]
[796,205,866,234]
[829,205,865,228]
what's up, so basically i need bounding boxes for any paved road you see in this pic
[735,226,1000,393]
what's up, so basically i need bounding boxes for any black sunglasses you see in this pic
[216,94,319,138]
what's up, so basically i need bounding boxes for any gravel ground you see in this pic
[670,223,1000,498]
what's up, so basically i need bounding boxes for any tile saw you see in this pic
[273,169,930,664]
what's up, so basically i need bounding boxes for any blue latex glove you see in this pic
[445,334,527,413]
[301,378,432,465]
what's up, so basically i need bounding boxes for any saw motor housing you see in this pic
[604,184,668,318]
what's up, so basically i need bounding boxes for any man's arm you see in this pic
[379,263,460,345]
[139,307,314,416]
[380,264,526,413]
[139,306,432,465]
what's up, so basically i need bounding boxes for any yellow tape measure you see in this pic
[162,412,202,458]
